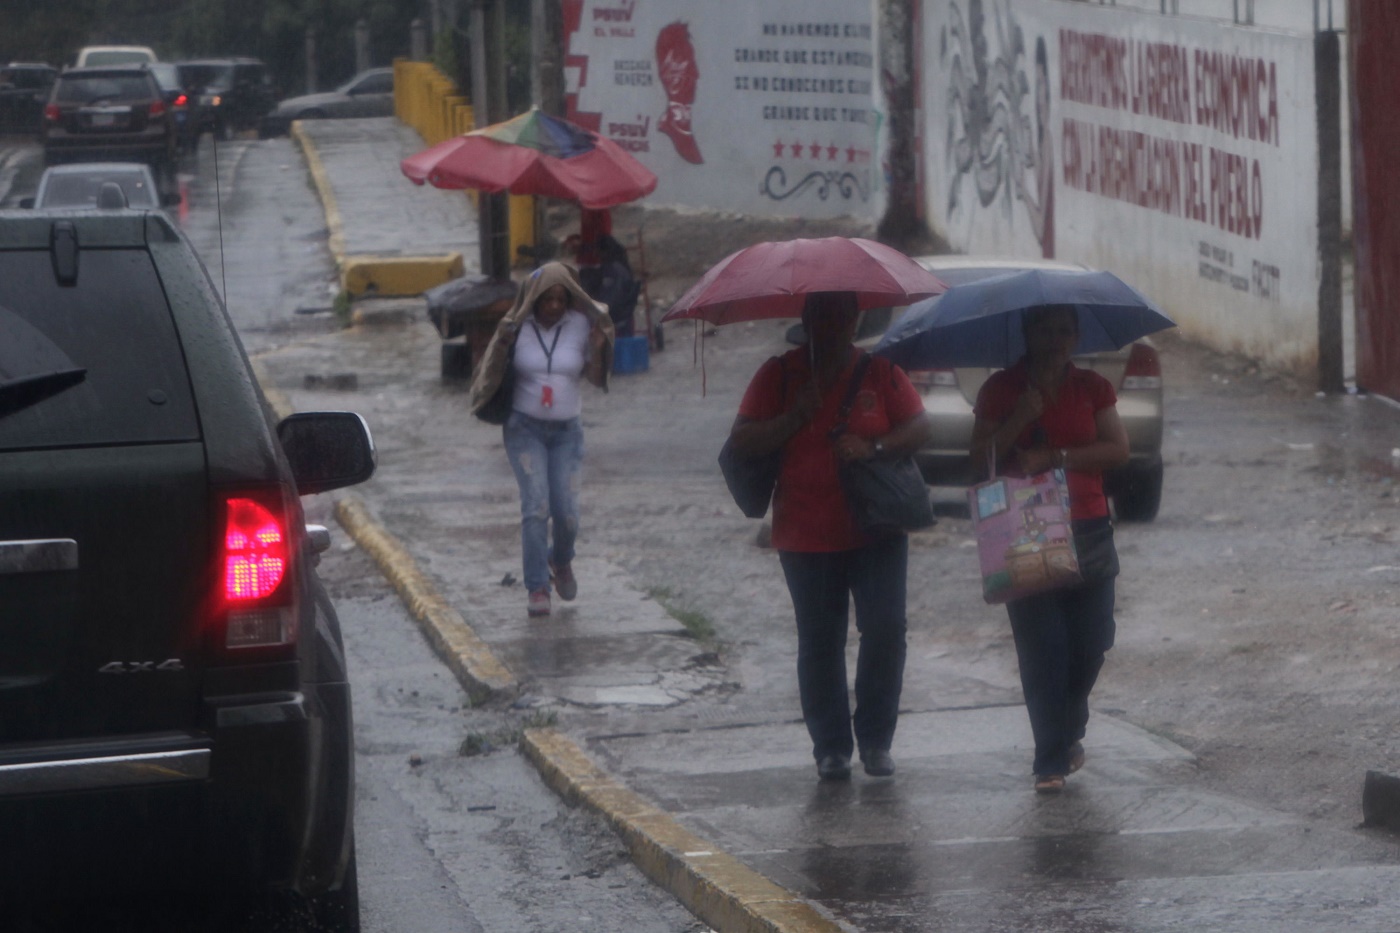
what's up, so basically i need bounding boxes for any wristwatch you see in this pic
[873,439,885,457]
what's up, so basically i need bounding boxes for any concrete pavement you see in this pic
[256,117,1400,933]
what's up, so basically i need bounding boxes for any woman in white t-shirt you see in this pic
[469,263,614,617]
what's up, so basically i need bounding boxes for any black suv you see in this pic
[0,208,374,930]
[41,65,176,172]
[179,57,275,139]
[0,63,57,134]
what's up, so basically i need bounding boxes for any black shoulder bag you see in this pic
[834,354,936,536]
[717,356,787,518]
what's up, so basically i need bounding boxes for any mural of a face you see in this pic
[656,21,703,164]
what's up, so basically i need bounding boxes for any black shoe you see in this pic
[816,754,851,781]
[860,748,895,777]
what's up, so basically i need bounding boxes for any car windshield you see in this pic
[146,63,182,91]
[39,171,157,208]
[55,74,152,103]
[181,63,235,89]
[1,68,51,90]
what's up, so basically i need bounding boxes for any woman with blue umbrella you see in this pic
[875,267,1173,791]
[970,303,1129,793]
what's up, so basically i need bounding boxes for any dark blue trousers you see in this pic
[779,535,909,762]
[1006,566,1117,776]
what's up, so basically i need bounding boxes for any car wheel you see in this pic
[1111,460,1163,522]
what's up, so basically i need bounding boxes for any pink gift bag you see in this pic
[967,469,1081,604]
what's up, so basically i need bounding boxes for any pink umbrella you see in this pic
[660,237,948,326]
[401,108,657,210]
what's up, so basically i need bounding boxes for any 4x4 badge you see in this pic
[98,660,185,674]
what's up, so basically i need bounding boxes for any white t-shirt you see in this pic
[512,309,591,420]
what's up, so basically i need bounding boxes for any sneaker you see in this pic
[1034,773,1066,793]
[816,754,852,782]
[527,589,551,617]
[550,560,577,601]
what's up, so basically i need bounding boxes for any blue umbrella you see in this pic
[873,268,1175,369]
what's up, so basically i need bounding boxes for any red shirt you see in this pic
[738,349,925,552]
[974,360,1117,520]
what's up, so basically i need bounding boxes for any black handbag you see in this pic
[835,355,936,536]
[718,356,787,519]
[1071,519,1119,581]
[474,334,517,425]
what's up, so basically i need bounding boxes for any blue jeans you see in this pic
[1006,530,1117,776]
[503,412,584,593]
[778,535,909,762]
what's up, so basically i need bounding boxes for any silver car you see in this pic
[259,67,395,137]
[857,256,1166,521]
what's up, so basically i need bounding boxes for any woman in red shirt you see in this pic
[971,305,1129,792]
[729,292,931,781]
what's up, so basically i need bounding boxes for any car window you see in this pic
[3,69,53,90]
[55,74,156,103]
[146,63,182,92]
[349,72,392,95]
[39,172,157,209]
[0,249,198,449]
[81,51,154,67]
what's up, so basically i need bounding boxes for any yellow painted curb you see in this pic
[334,495,518,703]
[291,121,345,262]
[293,119,464,299]
[342,253,464,298]
[522,729,846,933]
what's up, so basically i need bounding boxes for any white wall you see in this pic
[920,0,1321,371]
[564,0,881,219]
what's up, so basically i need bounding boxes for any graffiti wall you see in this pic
[562,0,879,218]
[921,0,1320,372]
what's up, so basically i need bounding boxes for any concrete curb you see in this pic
[292,121,463,298]
[523,729,846,933]
[333,495,517,703]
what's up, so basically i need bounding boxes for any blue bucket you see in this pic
[612,335,650,374]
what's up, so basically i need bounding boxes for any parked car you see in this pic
[792,256,1166,521]
[260,67,395,137]
[146,61,196,153]
[41,65,176,174]
[178,57,275,140]
[0,206,374,928]
[0,62,57,134]
[20,161,178,210]
[74,45,158,67]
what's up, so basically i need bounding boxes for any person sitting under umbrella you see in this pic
[728,292,931,782]
[970,304,1129,793]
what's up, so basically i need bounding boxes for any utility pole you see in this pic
[531,0,563,114]
[876,0,929,250]
[469,0,511,279]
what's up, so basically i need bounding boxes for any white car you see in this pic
[22,162,178,211]
[74,45,158,67]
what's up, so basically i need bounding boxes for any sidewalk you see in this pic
[260,118,1400,933]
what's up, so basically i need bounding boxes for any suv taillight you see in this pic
[1120,342,1162,390]
[43,103,60,122]
[219,494,298,650]
[174,93,188,108]
[148,99,166,117]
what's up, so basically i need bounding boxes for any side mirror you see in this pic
[18,197,33,209]
[276,411,376,495]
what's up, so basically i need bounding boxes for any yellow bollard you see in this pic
[509,195,535,268]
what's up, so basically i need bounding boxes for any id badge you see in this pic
[540,384,554,409]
